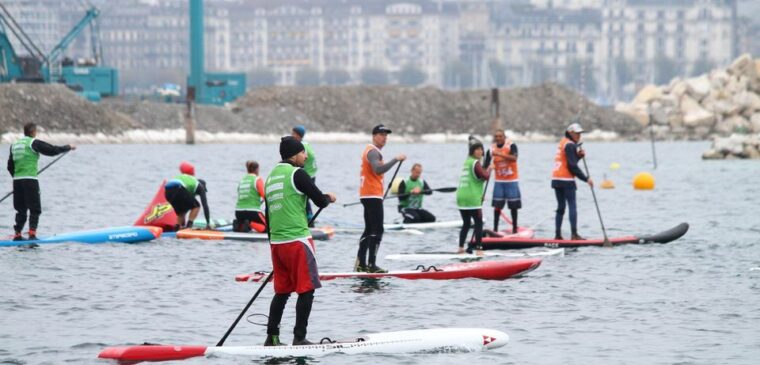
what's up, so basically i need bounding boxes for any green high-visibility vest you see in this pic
[399,177,425,209]
[173,174,199,194]
[303,141,317,177]
[456,156,484,210]
[11,136,39,179]
[265,163,310,242]
[236,174,263,211]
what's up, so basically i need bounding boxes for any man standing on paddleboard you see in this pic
[233,160,266,233]
[264,136,335,346]
[485,129,521,234]
[7,123,75,241]
[456,137,491,254]
[552,123,593,240]
[291,125,318,227]
[397,163,435,223]
[356,124,406,273]
[164,162,210,231]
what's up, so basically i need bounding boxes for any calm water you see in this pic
[1,141,758,365]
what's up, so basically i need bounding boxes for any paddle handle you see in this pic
[0,151,69,204]
[216,208,325,346]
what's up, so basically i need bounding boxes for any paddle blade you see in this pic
[434,187,457,193]
[133,181,178,232]
[98,345,207,363]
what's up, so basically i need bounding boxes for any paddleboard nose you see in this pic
[146,226,163,238]
[480,329,509,350]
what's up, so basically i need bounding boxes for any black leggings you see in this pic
[266,290,314,340]
[358,198,384,267]
[13,179,41,233]
[459,209,483,249]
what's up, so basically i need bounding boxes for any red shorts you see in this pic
[270,238,321,294]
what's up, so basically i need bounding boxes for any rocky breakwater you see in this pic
[0,84,137,135]
[614,54,760,159]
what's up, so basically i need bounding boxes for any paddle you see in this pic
[580,154,612,247]
[386,186,457,200]
[0,151,69,204]
[342,160,404,207]
[216,207,325,346]
[648,103,658,170]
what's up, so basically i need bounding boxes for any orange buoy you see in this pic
[600,179,615,189]
[633,172,655,190]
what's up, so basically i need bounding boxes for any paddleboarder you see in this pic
[233,160,266,233]
[456,138,491,254]
[7,123,75,240]
[291,125,318,227]
[552,123,594,240]
[264,136,336,346]
[485,129,521,233]
[397,163,435,223]
[164,162,210,231]
[356,124,405,273]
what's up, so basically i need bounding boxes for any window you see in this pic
[586,42,594,54]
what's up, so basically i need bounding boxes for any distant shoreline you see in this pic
[0,129,699,145]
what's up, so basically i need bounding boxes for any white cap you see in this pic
[566,123,584,133]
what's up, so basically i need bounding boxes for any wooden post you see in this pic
[185,87,196,145]
[490,87,501,133]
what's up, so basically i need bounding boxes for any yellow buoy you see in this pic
[600,179,615,189]
[390,177,403,194]
[633,172,655,190]
[610,162,621,170]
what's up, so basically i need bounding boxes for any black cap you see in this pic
[280,136,305,160]
[372,124,392,135]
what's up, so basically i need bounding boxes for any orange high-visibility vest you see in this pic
[491,142,519,182]
[552,137,576,181]
[360,144,384,198]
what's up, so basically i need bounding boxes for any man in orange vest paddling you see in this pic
[356,124,405,273]
[485,129,520,234]
[551,123,593,240]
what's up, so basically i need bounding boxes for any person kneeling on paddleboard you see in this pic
[233,160,267,233]
[486,129,521,234]
[456,138,491,254]
[264,136,336,346]
[397,163,435,223]
[7,123,75,240]
[551,123,593,240]
[164,162,210,231]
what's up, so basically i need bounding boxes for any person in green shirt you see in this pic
[6,123,75,240]
[397,163,435,223]
[233,160,267,232]
[264,136,336,347]
[455,137,491,254]
[291,125,318,227]
[163,162,210,231]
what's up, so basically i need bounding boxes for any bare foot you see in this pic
[457,247,465,254]
[476,250,485,257]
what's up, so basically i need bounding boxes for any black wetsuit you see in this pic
[357,148,400,269]
[397,179,435,223]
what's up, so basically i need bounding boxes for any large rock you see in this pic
[727,54,757,80]
[709,69,730,90]
[680,95,715,128]
[725,75,749,95]
[615,102,649,126]
[732,91,760,115]
[701,148,725,159]
[751,113,760,133]
[685,75,711,101]
[713,134,747,155]
[715,115,750,134]
[633,85,663,104]
[670,81,688,98]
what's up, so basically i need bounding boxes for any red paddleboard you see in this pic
[236,258,541,282]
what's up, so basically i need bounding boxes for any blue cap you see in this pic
[292,125,306,137]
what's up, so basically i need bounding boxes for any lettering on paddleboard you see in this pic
[108,232,139,240]
[543,242,560,248]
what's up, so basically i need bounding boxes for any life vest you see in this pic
[491,142,518,182]
[265,163,310,243]
[552,137,576,181]
[359,144,384,199]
